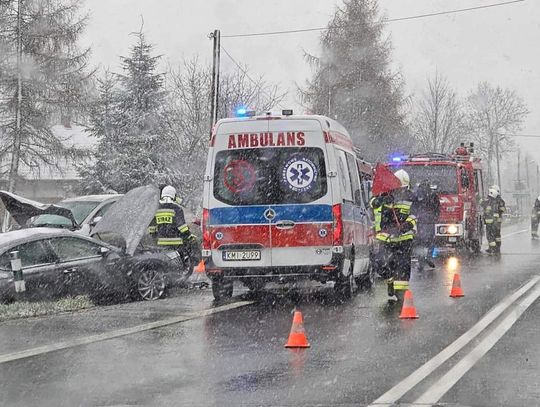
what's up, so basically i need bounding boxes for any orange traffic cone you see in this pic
[449,273,464,297]
[399,290,419,319]
[285,311,310,348]
[195,259,205,273]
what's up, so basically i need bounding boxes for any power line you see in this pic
[501,133,540,138]
[222,0,525,38]
[220,45,286,109]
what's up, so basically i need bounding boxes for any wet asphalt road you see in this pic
[0,223,539,407]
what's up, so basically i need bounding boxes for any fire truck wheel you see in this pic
[470,239,481,254]
[211,277,233,301]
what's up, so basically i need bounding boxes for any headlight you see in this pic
[447,225,459,235]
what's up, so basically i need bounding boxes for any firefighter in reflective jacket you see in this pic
[370,169,417,299]
[531,195,540,238]
[482,186,506,254]
[148,185,194,249]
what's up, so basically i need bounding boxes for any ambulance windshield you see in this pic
[213,147,327,205]
[403,165,458,194]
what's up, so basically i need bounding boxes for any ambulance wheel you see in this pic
[334,258,354,299]
[355,264,374,290]
[211,277,233,301]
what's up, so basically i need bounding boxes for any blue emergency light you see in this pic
[236,107,247,117]
[392,156,403,162]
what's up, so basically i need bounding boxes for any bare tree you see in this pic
[163,58,285,208]
[413,73,464,154]
[466,82,528,185]
[0,0,92,192]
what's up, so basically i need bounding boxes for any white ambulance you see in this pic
[201,111,373,300]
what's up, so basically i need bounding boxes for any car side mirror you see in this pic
[90,216,102,227]
[99,246,110,257]
[193,218,201,226]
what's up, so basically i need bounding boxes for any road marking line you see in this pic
[368,276,540,406]
[0,300,253,365]
[414,281,540,405]
[501,229,528,238]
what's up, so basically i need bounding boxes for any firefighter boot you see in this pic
[387,278,397,302]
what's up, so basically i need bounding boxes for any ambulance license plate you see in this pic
[222,250,261,261]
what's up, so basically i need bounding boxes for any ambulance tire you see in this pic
[334,258,354,299]
[211,277,233,301]
[355,264,374,291]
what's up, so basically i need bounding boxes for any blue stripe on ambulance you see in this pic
[209,204,333,225]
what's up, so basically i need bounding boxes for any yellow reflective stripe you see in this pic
[489,242,496,247]
[485,219,494,224]
[147,226,157,233]
[495,237,502,242]
[393,281,409,290]
[156,209,175,215]
[178,224,189,233]
[157,238,183,246]
[387,234,414,242]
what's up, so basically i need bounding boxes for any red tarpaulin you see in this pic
[371,163,402,196]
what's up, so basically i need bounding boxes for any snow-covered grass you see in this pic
[0,296,94,322]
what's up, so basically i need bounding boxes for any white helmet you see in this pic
[161,185,176,200]
[488,188,499,198]
[490,185,500,194]
[394,169,410,188]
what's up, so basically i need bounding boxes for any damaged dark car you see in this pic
[0,186,194,303]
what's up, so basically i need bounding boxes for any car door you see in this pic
[47,236,107,297]
[0,240,60,300]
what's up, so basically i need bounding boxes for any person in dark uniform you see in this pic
[531,195,540,239]
[412,180,440,270]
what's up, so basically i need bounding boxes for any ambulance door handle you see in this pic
[275,220,295,230]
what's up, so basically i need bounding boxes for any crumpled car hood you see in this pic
[90,185,159,256]
[0,190,78,228]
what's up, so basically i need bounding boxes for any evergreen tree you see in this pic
[301,0,410,159]
[81,32,173,193]
[0,0,92,191]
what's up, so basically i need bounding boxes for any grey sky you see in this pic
[82,0,540,164]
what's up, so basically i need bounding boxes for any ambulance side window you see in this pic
[336,150,353,202]
[345,153,362,206]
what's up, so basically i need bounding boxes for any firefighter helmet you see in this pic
[161,185,177,200]
[394,169,410,188]
[488,188,499,198]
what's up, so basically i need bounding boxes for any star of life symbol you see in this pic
[282,157,317,193]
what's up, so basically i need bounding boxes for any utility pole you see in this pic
[517,150,522,217]
[4,0,23,232]
[525,154,530,202]
[209,29,221,137]
[8,0,23,193]
[495,133,502,188]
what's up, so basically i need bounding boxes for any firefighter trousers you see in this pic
[532,215,539,235]
[373,240,413,281]
[486,223,501,252]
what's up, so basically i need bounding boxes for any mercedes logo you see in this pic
[264,208,276,221]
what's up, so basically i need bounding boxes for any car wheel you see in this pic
[137,266,166,301]
[211,277,233,301]
[355,263,374,290]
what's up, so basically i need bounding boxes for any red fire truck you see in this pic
[386,144,485,254]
